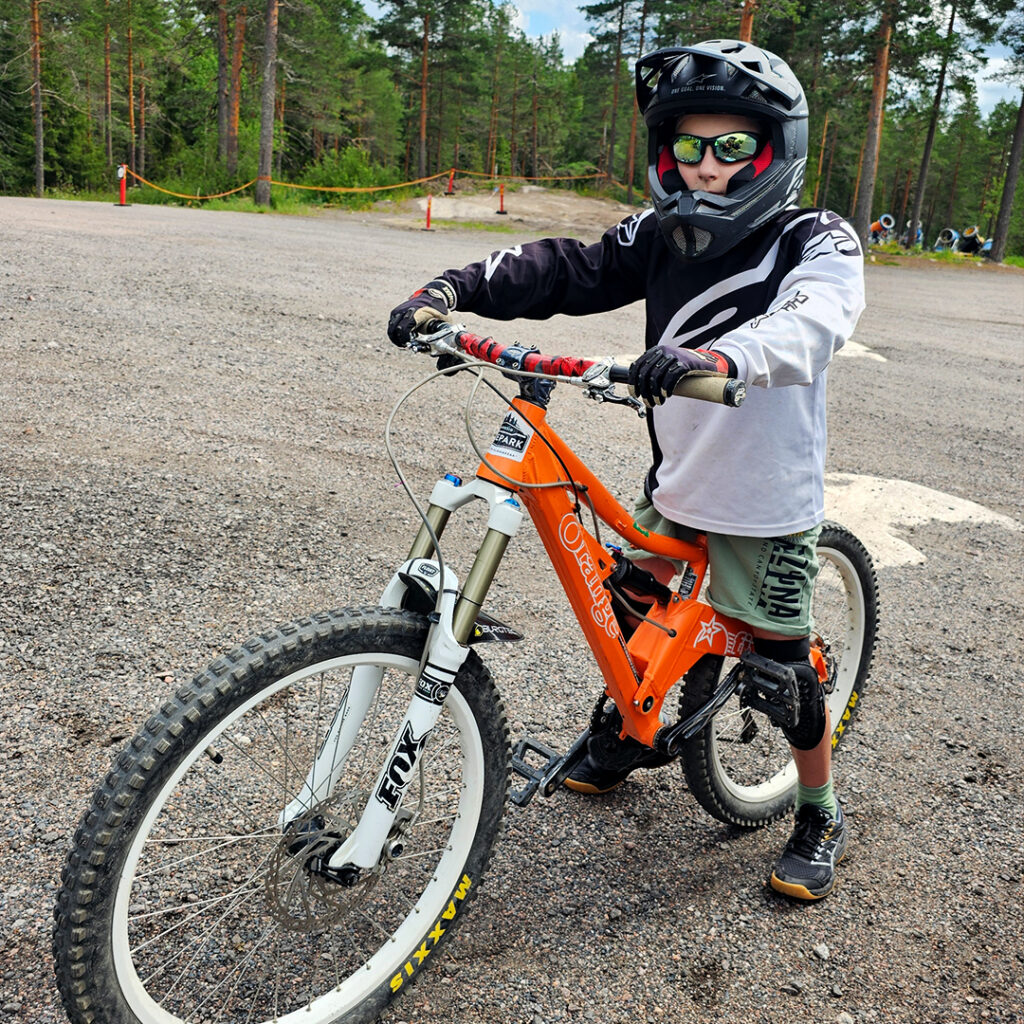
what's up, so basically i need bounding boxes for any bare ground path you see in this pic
[1,195,1022,1024]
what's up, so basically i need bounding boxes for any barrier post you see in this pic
[422,194,434,232]
[445,168,456,196]
[115,164,129,207]
[496,183,508,215]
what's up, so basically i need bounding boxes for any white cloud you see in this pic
[976,57,1020,114]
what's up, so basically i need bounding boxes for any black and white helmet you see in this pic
[635,39,809,261]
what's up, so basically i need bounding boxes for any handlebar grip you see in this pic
[674,374,746,407]
[607,365,746,407]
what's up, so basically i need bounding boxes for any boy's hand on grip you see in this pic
[387,279,457,346]
[628,346,734,407]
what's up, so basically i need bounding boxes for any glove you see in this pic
[628,346,734,407]
[387,279,457,346]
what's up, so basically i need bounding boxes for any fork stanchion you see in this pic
[496,183,508,215]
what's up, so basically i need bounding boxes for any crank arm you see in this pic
[655,672,741,755]
[510,727,591,807]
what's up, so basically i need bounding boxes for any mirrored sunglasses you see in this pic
[671,131,764,165]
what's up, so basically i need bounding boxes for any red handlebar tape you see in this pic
[457,332,595,379]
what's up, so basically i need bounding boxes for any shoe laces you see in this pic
[788,807,835,859]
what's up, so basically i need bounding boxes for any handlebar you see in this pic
[410,322,746,408]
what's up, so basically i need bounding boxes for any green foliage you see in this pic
[2,0,1022,256]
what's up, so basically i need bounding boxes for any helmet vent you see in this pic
[691,226,713,255]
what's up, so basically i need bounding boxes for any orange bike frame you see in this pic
[476,396,758,749]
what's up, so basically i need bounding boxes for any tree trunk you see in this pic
[138,59,146,178]
[510,68,518,176]
[217,0,229,162]
[127,13,136,175]
[812,111,829,206]
[897,165,912,234]
[625,0,648,202]
[907,0,957,248]
[531,55,538,178]
[418,13,429,178]
[605,1,625,179]
[738,0,758,41]
[944,128,966,225]
[486,35,502,175]
[852,8,892,244]
[987,90,1024,263]
[255,0,278,206]
[228,5,246,177]
[104,0,112,164]
[31,0,44,196]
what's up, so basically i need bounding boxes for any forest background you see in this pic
[3,0,1024,259]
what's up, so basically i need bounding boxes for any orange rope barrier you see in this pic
[124,167,257,200]
[122,164,634,202]
[267,170,452,194]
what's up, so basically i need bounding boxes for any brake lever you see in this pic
[579,358,646,417]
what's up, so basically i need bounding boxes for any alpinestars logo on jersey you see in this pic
[616,209,652,247]
[484,246,524,281]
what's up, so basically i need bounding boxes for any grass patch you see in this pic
[429,218,519,233]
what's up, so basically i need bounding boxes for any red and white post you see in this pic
[114,164,129,207]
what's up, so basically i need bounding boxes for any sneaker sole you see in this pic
[768,849,847,901]
[563,777,625,795]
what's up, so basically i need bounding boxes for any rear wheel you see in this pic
[53,608,509,1024]
[678,522,878,827]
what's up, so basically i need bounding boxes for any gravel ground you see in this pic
[1,196,1023,1024]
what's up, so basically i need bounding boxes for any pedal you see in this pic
[735,652,800,730]
[510,730,590,807]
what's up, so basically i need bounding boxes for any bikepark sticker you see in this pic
[488,410,534,463]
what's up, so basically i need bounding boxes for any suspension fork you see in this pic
[284,475,522,874]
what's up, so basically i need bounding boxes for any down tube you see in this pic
[519,484,647,721]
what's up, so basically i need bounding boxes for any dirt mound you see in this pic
[372,182,640,239]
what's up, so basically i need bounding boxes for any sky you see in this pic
[364,2,1019,115]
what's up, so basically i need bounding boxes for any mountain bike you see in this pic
[53,322,877,1024]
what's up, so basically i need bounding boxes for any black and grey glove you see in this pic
[387,279,457,346]
[628,346,734,407]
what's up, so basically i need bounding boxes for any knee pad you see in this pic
[781,660,827,750]
[752,637,825,751]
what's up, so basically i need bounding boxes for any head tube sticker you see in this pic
[488,411,533,462]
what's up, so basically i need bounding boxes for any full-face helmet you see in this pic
[635,39,809,261]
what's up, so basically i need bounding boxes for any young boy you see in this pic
[387,39,865,900]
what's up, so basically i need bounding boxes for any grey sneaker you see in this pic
[770,802,848,900]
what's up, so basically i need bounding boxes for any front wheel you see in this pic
[53,608,509,1024]
[678,522,878,828]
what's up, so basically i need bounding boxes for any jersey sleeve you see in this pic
[436,210,655,321]
[705,211,866,388]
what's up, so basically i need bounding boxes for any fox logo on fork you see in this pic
[376,721,429,811]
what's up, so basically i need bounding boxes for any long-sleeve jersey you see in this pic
[437,207,865,537]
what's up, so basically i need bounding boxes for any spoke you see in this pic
[130,882,264,930]
[189,919,281,1020]
[139,843,277,998]
[391,846,446,862]
[137,829,278,881]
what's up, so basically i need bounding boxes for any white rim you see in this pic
[111,652,486,1024]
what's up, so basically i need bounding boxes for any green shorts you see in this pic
[620,495,821,637]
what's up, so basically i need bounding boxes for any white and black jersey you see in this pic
[438,207,865,537]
